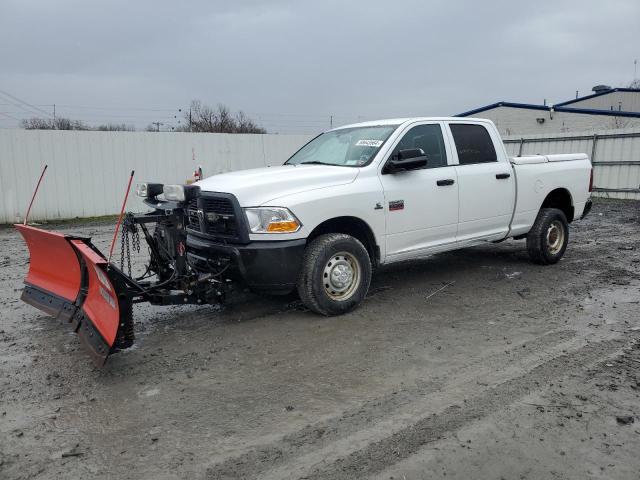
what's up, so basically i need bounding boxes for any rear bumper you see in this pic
[581,199,593,219]
[186,235,307,293]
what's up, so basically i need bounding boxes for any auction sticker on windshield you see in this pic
[355,139,383,147]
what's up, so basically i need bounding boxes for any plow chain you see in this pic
[120,213,141,277]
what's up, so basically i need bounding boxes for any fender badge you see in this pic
[389,200,404,211]
[374,202,383,210]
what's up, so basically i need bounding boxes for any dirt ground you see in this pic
[1,198,639,480]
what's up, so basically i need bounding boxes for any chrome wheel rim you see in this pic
[322,252,360,301]
[546,220,565,255]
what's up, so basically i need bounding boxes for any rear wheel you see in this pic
[526,208,569,265]
[297,233,372,316]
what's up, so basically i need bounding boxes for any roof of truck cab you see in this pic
[332,117,490,130]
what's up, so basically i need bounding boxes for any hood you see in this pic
[195,164,359,206]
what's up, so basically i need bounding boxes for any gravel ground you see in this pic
[0,198,639,480]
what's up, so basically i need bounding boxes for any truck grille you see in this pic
[187,200,199,227]
[202,197,234,216]
[186,193,243,241]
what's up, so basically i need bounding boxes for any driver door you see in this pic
[378,122,459,260]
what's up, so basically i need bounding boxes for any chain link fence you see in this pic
[504,128,640,200]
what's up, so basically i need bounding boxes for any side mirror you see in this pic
[386,148,428,173]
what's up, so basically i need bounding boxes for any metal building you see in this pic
[457,86,640,136]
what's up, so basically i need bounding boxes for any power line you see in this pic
[150,121,164,132]
[0,96,47,118]
[45,104,178,112]
[0,111,21,121]
[0,94,366,132]
[0,89,53,118]
[0,101,364,122]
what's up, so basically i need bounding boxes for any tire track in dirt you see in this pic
[301,337,632,480]
[203,329,585,480]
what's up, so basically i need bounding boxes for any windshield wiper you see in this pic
[300,161,337,166]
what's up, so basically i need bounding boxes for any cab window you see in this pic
[389,124,448,169]
[449,123,497,165]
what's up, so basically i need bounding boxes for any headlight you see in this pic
[163,184,199,202]
[163,184,186,201]
[136,182,164,198]
[244,207,301,233]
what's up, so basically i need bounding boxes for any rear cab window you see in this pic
[449,123,497,165]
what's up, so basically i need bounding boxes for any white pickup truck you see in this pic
[159,117,593,315]
[15,117,593,363]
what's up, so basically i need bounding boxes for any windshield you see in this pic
[286,125,399,167]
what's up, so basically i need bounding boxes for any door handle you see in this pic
[496,173,511,179]
[436,179,455,186]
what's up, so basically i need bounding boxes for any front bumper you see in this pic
[186,234,306,293]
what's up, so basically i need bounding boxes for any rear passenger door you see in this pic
[378,122,458,259]
[447,122,515,243]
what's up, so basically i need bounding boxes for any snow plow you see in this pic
[16,224,135,365]
[16,169,227,366]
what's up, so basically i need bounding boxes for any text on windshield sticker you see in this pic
[355,139,383,147]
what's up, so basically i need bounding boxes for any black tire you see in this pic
[526,208,569,265]
[297,233,372,316]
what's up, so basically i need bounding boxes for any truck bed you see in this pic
[508,153,592,237]
[510,153,589,165]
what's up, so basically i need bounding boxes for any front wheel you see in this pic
[297,233,372,316]
[526,208,569,265]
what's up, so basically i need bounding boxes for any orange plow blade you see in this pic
[15,224,133,366]
[15,224,82,322]
[71,240,133,365]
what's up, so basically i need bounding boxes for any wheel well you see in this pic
[308,217,380,265]
[541,188,574,222]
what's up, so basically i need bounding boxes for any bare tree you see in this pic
[235,110,264,133]
[20,103,266,134]
[184,100,266,133]
[22,117,137,131]
[20,118,51,129]
[95,123,135,131]
[21,117,89,130]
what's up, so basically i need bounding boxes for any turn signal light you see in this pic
[266,220,300,232]
[244,207,301,233]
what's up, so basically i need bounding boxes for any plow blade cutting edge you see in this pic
[15,224,133,366]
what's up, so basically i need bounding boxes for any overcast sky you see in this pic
[1,0,639,133]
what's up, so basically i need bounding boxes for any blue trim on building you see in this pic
[556,106,640,118]
[457,99,640,119]
[554,88,640,107]
[455,102,550,117]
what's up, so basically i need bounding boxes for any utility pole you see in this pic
[330,115,333,128]
[53,104,56,122]
[178,107,193,132]
[151,122,163,132]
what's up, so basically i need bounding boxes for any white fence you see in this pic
[1,127,639,223]
[0,130,312,223]
[504,128,640,200]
